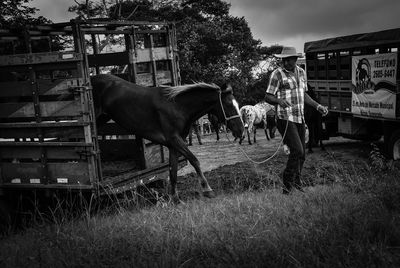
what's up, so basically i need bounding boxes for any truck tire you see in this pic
[388,130,400,160]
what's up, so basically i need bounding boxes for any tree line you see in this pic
[1,0,282,105]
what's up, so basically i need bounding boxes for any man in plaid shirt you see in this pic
[265,46,328,194]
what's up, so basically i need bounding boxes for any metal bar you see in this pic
[91,33,100,74]
[0,52,82,66]
[83,20,171,26]
[0,122,89,128]
[0,141,93,147]
[101,157,186,187]
[0,184,94,190]
[149,34,158,86]
[125,27,137,83]
[75,21,102,187]
[24,29,50,185]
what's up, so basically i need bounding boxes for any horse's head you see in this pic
[213,84,245,140]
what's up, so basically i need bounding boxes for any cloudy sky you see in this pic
[30,0,400,52]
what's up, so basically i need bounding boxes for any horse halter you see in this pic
[218,91,241,122]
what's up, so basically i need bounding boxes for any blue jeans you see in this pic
[277,119,306,192]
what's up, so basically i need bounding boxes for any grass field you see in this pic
[0,150,400,267]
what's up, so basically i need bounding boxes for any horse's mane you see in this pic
[163,82,220,100]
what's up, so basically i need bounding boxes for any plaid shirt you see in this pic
[266,66,308,123]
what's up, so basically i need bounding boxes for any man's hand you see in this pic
[278,99,292,108]
[317,104,329,116]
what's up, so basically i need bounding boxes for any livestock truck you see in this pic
[304,28,400,159]
[0,19,185,225]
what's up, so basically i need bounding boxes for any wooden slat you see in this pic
[32,62,81,72]
[0,100,82,118]
[84,20,170,26]
[0,183,94,190]
[0,121,88,128]
[0,141,92,147]
[81,29,130,35]
[88,52,129,67]
[0,146,90,160]
[0,81,31,97]
[0,125,85,139]
[136,71,172,86]
[132,47,170,63]
[101,157,186,189]
[0,78,84,98]
[100,159,186,195]
[0,37,19,41]
[37,78,85,95]
[0,51,82,66]
[1,162,91,185]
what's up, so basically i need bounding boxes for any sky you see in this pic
[30,0,400,53]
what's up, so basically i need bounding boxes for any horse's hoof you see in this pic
[203,190,216,198]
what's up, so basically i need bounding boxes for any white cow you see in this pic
[239,102,276,145]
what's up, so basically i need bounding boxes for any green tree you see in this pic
[245,46,282,105]
[69,0,275,104]
[0,0,50,28]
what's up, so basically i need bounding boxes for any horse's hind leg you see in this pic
[247,127,252,145]
[263,119,270,141]
[170,136,214,198]
[263,126,270,141]
[168,148,182,203]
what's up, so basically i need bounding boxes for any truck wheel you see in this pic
[388,130,400,160]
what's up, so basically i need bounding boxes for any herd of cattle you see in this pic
[193,87,325,153]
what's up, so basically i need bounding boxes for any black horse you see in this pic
[207,113,224,141]
[91,74,244,202]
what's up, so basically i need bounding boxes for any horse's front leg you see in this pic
[170,136,215,198]
[247,124,253,145]
[168,148,181,203]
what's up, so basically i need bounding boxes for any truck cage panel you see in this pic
[0,20,184,195]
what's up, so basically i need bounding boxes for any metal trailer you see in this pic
[0,19,186,214]
[304,28,400,159]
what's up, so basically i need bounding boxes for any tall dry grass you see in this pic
[0,157,400,267]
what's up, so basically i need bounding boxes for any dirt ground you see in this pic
[176,130,375,199]
[179,131,371,176]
